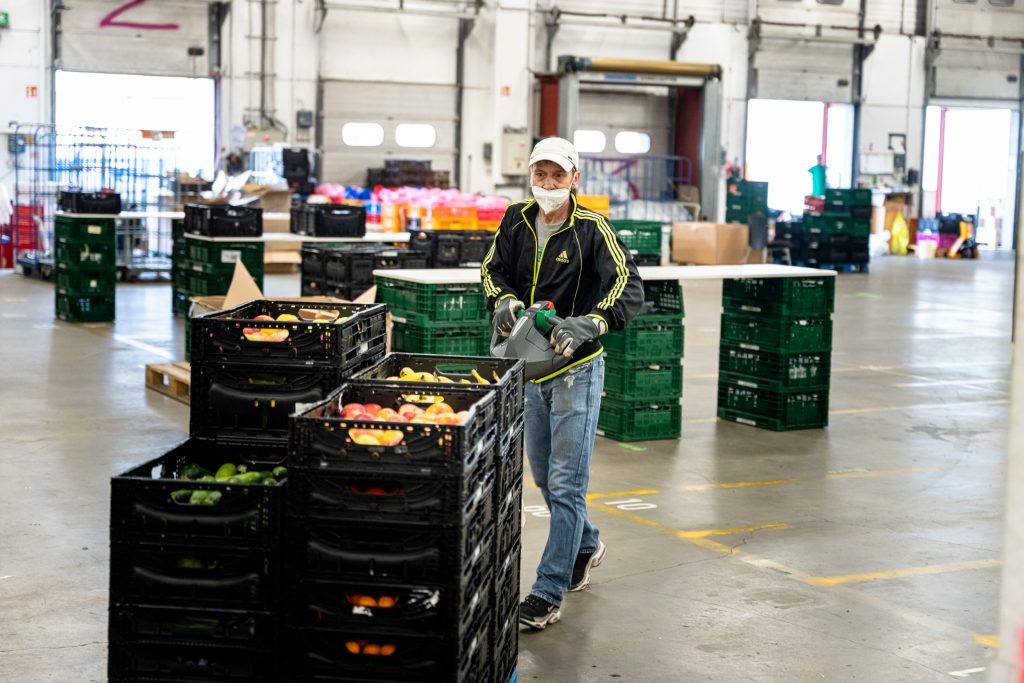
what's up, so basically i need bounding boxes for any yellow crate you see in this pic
[578,194,610,214]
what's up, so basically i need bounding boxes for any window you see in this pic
[952,0,978,4]
[614,131,652,154]
[989,0,1013,7]
[342,122,384,147]
[573,129,606,154]
[394,123,437,148]
[816,0,843,4]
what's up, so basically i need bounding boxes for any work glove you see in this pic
[493,298,524,337]
[551,316,605,357]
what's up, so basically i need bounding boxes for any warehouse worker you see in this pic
[809,154,828,196]
[481,136,644,630]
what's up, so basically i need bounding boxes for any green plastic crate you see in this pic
[719,344,830,391]
[603,356,683,402]
[601,315,684,360]
[55,241,116,270]
[185,271,259,297]
[725,208,749,225]
[826,188,872,208]
[720,312,832,353]
[825,213,852,234]
[186,238,264,273]
[802,214,827,232]
[54,215,116,245]
[173,289,191,318]
[722,277,834,316]
[392,319,490,356]
[849,219,871,237]
[184,257,265,278]
[55,266,116,297]
[375,276,488,324]
[717,379,828,431]
[56,293,115,322]
[597,397,681,442]
[637,280,684,318]
[614,220,661,255]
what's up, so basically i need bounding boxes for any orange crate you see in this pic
[478,220,501,231]
[578,194,610,215]
[424,206,478,230]
[381,202,407,232]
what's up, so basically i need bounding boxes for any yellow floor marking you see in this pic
[586,489,660,501]
[684,479,796,491]
[807,559,1002,586]
[676,524,790,539]
[829,399,1008,416]
[681,467,944,492]
[974,634,999,649]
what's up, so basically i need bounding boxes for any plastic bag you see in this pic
[890,214,909,255]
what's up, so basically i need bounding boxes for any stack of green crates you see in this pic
[717,276,834,431]
[54,214,117,322]
[174,235,264,318]
[822,188,872,237]
[614,219,662,266]
[374,276,490,355]
[726,180,769,225]
[597,280,684,442]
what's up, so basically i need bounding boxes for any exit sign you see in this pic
[0,12,9,28]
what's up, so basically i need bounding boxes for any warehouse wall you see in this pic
[0,0,51,198]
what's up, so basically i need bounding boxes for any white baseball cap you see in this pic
[529,137,579,172]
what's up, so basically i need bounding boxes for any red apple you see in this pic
[339,402,365,418]
[376,408,399,421]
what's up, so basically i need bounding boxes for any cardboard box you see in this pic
[671,222,760,265]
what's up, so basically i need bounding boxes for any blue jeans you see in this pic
[523,355,605,607]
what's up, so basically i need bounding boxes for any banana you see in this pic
[400,367,416,378]
[460,379,471,384]
[386,375,400,381]
[471,369,490,385]
[492,371,501,382]
[438,376,454,383]
[416,372,436,382]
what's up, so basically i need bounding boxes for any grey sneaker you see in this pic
[519,594,561,630]
[568,541,607,592]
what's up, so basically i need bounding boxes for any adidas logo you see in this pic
[555,250,569,263]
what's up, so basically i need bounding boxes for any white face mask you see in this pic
[532,186,571,215]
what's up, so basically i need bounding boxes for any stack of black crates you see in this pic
[108,299,387,682]
[291,203,367,238]
[367,159,450,188]
[794,189,872,271]
[173,204,265,317]
[287,352,525,682]
[301,244,432,301]
[717,276,834,431]
[407,227,494,268]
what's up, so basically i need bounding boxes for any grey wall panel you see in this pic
[756,0,860,28]
[753,43,854,102]
[577,89,672,157]
[865,0,922,34]
[59,1,210,76]
[933,49,1022,100]
[321,80,456,185]
[933,0,1024,39]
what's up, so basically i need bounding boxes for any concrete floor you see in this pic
[0,255,1011,682]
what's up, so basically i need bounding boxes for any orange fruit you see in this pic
[345,641,361,654]
[381,643,396,656]
[425,402,453,416]
[377,596,396,608]
[363,644,381,656]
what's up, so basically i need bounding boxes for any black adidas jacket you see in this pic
[481,195,644,381]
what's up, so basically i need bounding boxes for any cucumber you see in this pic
[272,466,288,479]
[203,491,223,506]
[180,463,212,481]
[215,463,237,480]
[237,465,248,474]
[234,472,263,485]
[170,489,192,503]
[189,490,211,505]
[262,478,278,486]
[199,475,216,482]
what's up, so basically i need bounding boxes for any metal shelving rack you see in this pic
[10,123,195,280]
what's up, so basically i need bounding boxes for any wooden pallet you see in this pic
[145,362,191,405]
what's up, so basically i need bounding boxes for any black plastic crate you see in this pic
[495,425,524,502]
[109,638,280,682]
[191,299,387,368]
[718,345,831,392]
[385,159,432,172]
[290,382,498,477]
[493,601,519,683]
[300,277,324,297]
[185,204,263,238]
[324,282,373,302]
[286,448,493,524]
[286,560,491,635]
[58,189,122,214]
[189,363,353,445]
[109,604,280,645]
[849,248,870,264]
[850,204,873,220]
[110,438,288,549]
[297,248,321,277]
[295,205,367,238]
[324,246,379,285]
[408,227,436,256]
[717,379,829,431]
[493,545,522,618]
[286,616,489,683]
[109,542,282,609]
[287,507,493,585]
[354,353,525,449]
[494,478,523,562]
[374,248,431,271]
